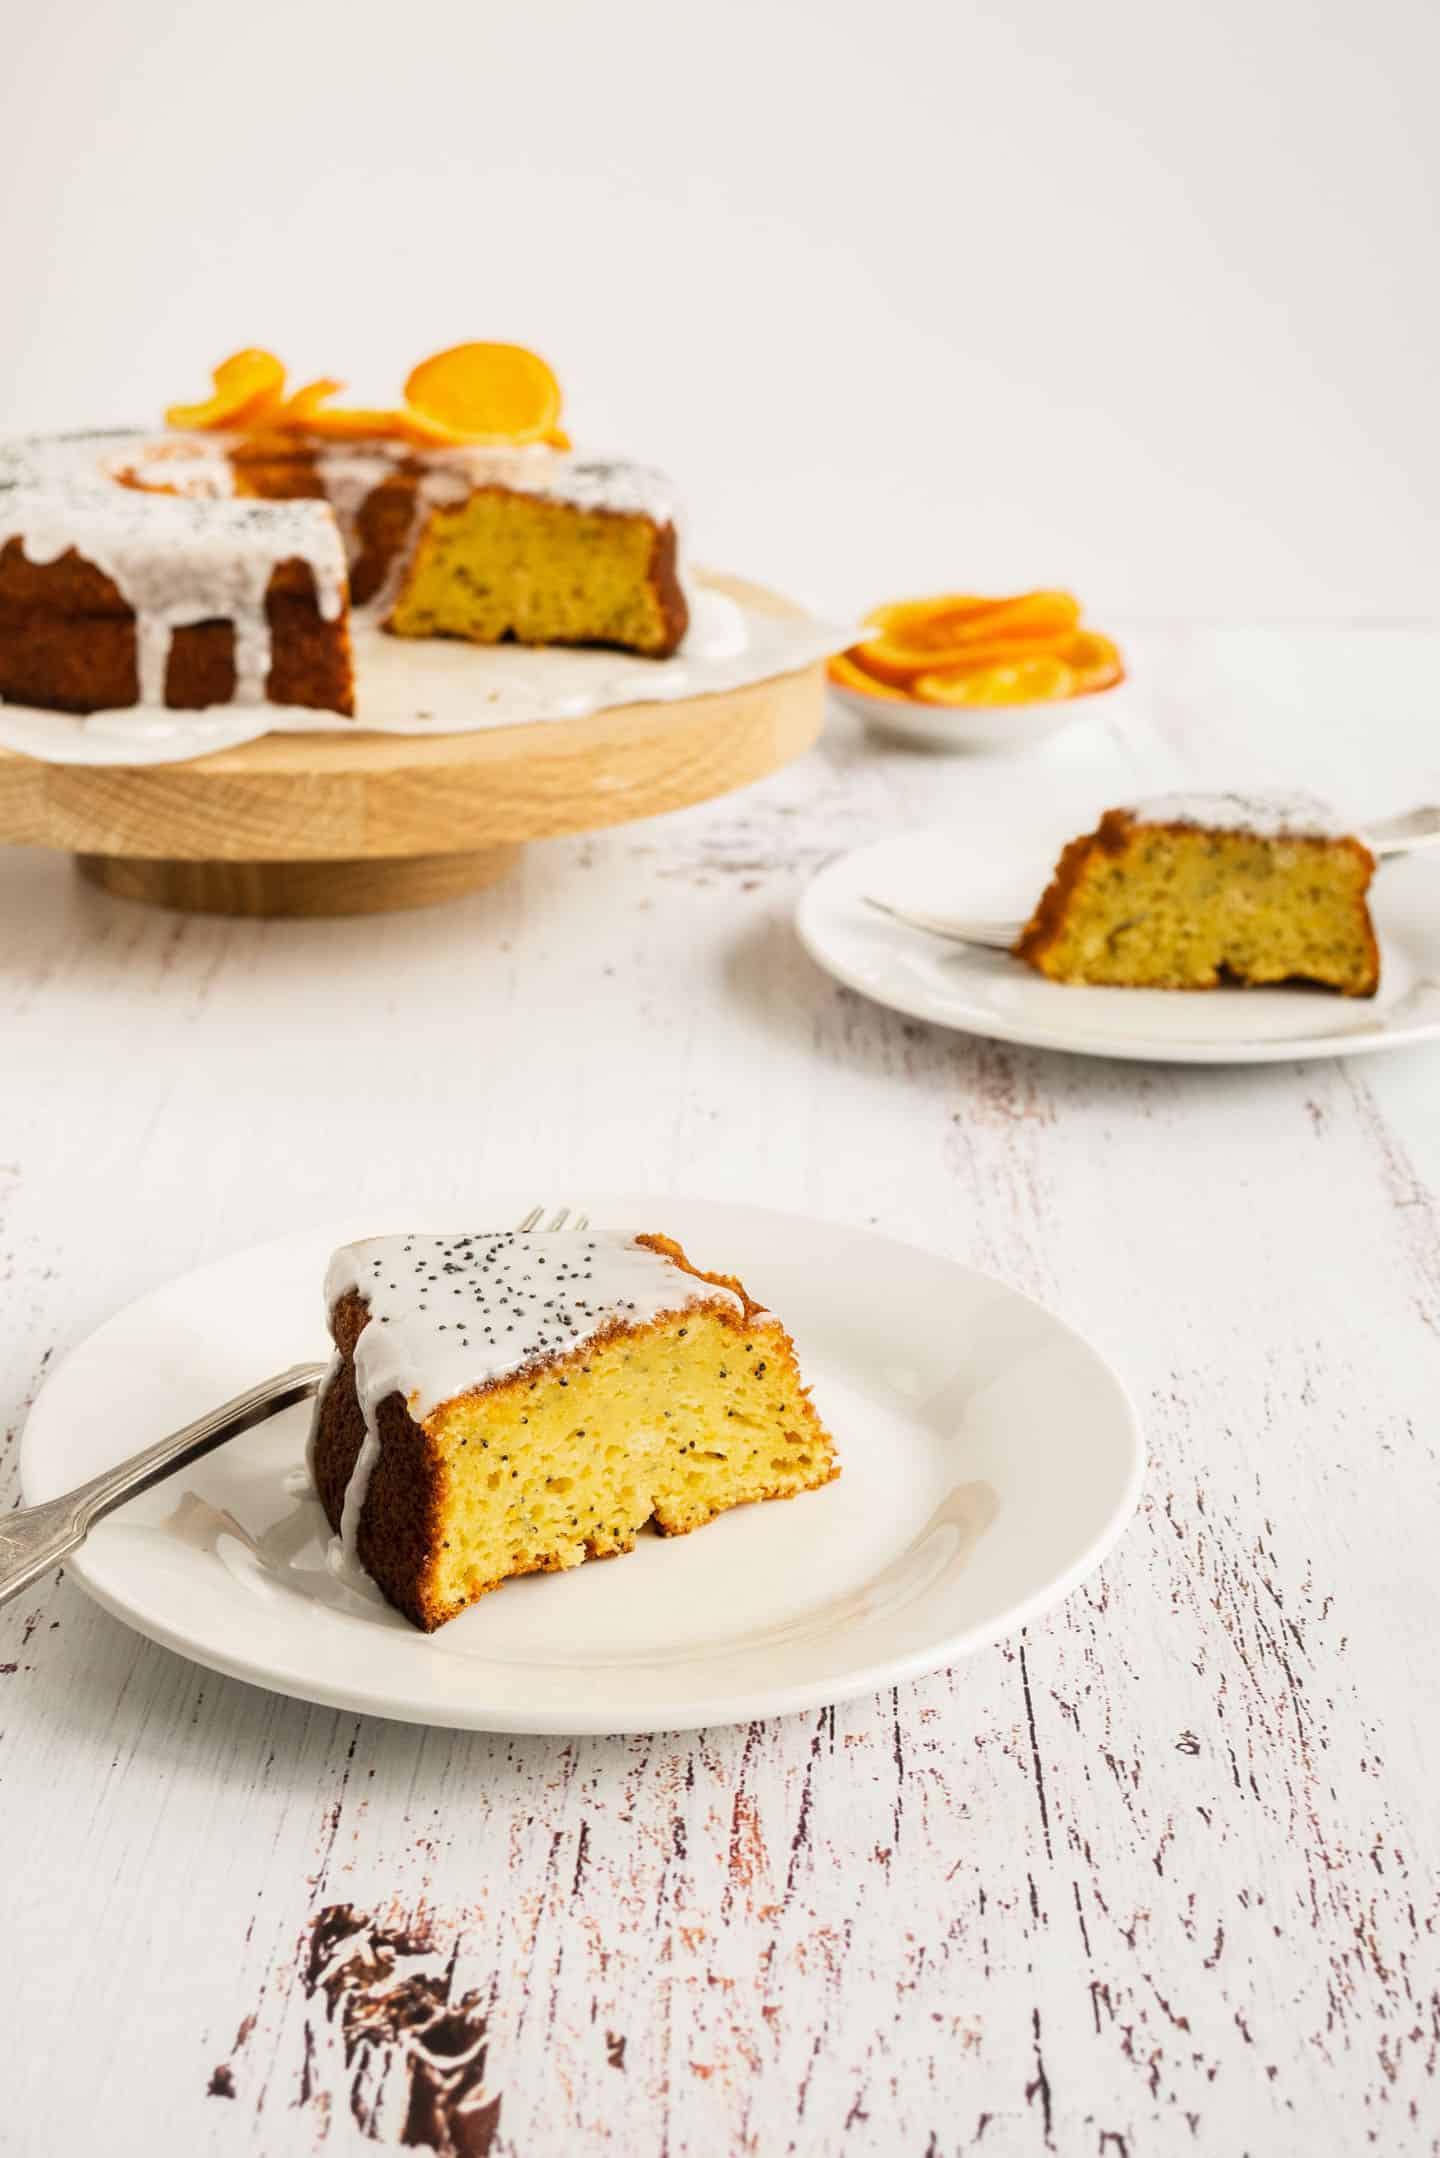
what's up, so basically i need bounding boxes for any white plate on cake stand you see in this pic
[798,826,1440,1065]
[19,1195,1141,1735]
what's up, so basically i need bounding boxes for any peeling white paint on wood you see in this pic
[2,628,1439,2156]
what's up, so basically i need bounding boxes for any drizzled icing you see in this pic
[307,440,678,528]
[321,1230,746,1587]
[1131,790,1350,840]
[0,434,347,707]
[0,431,681,713]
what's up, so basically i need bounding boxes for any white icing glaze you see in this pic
[0,433,347,707]
[1130,790,1350,840]
[0,430,684,712]
[311,449,377,566]
[309,439,677,530]
[322,1230,747,1586]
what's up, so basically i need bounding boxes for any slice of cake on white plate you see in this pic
[1013,791,1379,995]
[309,1229,838,1631]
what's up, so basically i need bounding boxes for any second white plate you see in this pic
[19,1194,1141,1734]
[798,826,1440,1064]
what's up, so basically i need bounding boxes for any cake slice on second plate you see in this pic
[310,1229,838,1631]
[1013,792,1379,995]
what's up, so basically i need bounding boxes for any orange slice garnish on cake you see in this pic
[272,379,408,439]
[165,349,288,431]
[402,342,563,446]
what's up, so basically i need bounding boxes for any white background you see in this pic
[2,0,1437,621]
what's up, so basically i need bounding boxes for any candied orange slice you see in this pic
[166,349,287,431]
[865,594,995,642]
[858,629,1090,688]
[301,409,408,439]
[402,342,563,445]
[274,380,407,439]
[914,653,1076,706]
[827,651,909,701]
[867,590,1081,655]
[1060,629,1125,695]
[272,377,344,425]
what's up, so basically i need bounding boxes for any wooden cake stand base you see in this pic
[0,574,822,918]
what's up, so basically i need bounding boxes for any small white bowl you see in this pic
[829,676,1128,753]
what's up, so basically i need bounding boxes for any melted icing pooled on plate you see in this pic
[316,1231,748,1591]
[1130,790,1351,840]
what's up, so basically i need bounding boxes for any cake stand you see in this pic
[0,574,823,917]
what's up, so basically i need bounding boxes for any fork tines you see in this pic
[516,1205,589,1232]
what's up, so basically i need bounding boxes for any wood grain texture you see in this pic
[2,625,1438,2157]
[76,844,521,917]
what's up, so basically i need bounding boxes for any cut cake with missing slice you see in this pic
[310,1229,838,1631]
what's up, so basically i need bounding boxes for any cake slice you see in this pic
[219,435,689,654]
[310,1229,838,1630]
[386,484,685,655]
[1013,792,1379,995]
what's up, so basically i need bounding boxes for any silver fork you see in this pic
[0,1206,589,1610]
[866,803,1440,952]
[864,895,1022,951]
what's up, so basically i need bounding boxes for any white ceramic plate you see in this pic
[19,1195,1141,1735]
[828,678,1127,752]
[798,826,1440,1064]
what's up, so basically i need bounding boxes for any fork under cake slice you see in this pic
[1012,791,1379,995]
[309,1230,838,1631]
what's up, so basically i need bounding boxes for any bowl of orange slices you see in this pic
[827,590,1126,751]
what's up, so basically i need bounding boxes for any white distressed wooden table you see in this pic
[3,628,1438,2158]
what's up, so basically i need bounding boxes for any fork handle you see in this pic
[0,1361,327,1611]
